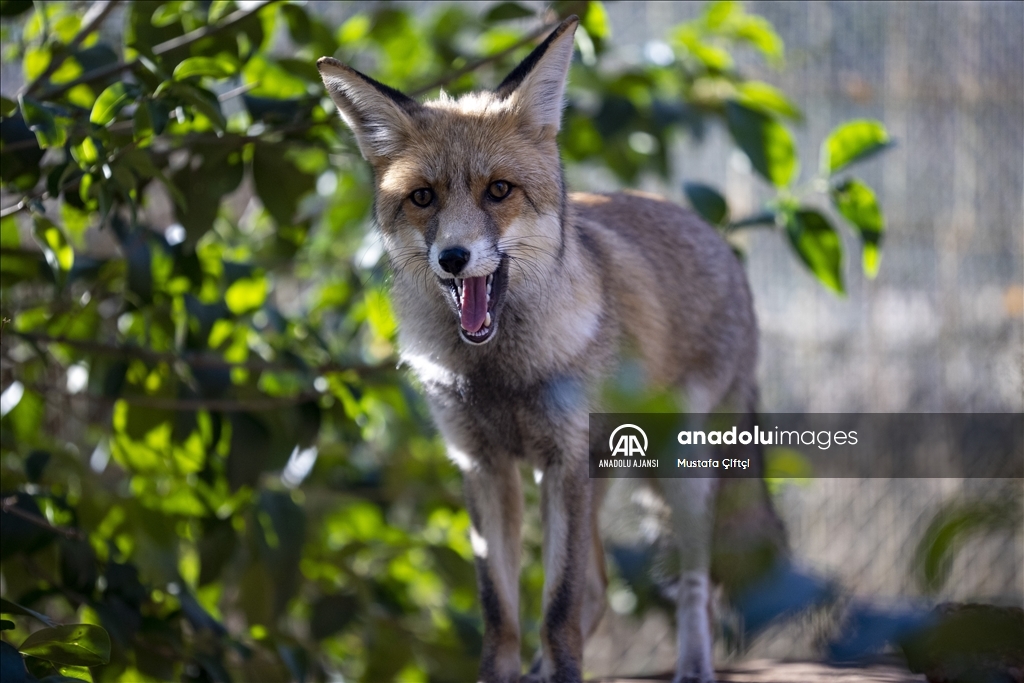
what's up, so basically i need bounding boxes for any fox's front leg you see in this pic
[464,460,524,683]
[534,455,591,683]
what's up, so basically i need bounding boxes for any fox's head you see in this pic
[318,17,579,346]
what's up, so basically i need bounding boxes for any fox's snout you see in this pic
[437,247,471,275]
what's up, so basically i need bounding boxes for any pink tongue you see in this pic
[460,276,488,333]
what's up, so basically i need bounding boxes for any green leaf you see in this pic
[252,142,317,225]
[208,0,233,23]
[310,594,358,640]
[32,215,74,275]
[170,82,226,130]
[704,1,739,29]
[89,83,131,125]
[48,665,93,682]
[784,209,844,294]
[733,15,784,64]
[683,182,728,225]
[735,81,801,120]
[242,54,308,99]
[0,96,16,118]
[674,26,733,71]
[0,620,13,631]
[170,144,243,243]
[764,447,813,495]
[151,2,181,27]
[831,178,885,278]
[483,1,534,23]
[914,498,1022,594]
[70,137,100,166]
[281,3,311,44]
[725,101,798,187]
[18,95,64,148]
[133,100,153,145]
[19,624,111,667]
[728,211,776,230]
[820,119,891,175]
[172,55,238,80]
[583,1,611,40]
[225,275,268,315]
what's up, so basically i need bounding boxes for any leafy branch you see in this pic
[11,330,394,378]
[0,496,85,541]
[35,0,281,101]
[410,19,560,97]
[21,0,124,98]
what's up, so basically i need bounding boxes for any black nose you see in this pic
[438,247,470,275]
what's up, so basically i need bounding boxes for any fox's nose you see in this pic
[438,247,470,275]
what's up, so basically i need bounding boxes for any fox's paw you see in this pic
[671,670,716,683]
[672,654,716,683]
[519,674,583,683]
[519,662,583,683]
[671,664,716,683]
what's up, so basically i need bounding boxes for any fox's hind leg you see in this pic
[660,476,717,683]
[663,385,724,683]
[580,477,608,640]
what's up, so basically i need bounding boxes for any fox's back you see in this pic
[571,190,757,409]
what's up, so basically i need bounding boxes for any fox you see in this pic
[318,15,783,683]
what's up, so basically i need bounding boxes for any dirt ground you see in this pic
[594,659,926,682]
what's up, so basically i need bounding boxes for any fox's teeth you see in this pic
[486,283,492,297]
[484,312,492,327]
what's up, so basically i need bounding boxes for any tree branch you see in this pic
[0,200,31,219]
[409,20,559,97]
[22,1,123,98]
[25,380,324,411]
[9,330,395,379]
[1,495,86,540]
[36,0,281,102]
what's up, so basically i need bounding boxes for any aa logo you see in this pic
[609,424,648,458]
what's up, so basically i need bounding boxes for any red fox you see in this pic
[319,16,777,683]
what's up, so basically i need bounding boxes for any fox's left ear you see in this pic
[496,15,579,133]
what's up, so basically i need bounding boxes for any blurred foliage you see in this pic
[0,1,890,680]
[913,489,1023,596]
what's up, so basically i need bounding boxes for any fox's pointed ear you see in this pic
[496,16,579,132]
[317,58,419,162]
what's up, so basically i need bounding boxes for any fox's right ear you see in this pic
[317,58,419,162]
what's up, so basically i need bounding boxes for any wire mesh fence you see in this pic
[580,1,1023,676]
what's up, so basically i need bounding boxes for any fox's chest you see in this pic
[419,361,589,462]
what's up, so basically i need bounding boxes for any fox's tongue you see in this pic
[460,276,488,333]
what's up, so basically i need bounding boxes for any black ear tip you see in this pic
[317,56,346,74]
[556,15,580,35]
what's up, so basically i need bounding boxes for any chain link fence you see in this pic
[580,1,1023,676]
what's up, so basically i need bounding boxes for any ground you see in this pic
[596,659,925,682]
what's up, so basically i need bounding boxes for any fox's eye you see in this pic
[410,188,434,207]
[487,180,511,201]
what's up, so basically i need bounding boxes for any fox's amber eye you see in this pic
[410,188,434,207]
[487,180,511,201]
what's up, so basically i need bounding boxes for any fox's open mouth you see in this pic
[445,258,507,345]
